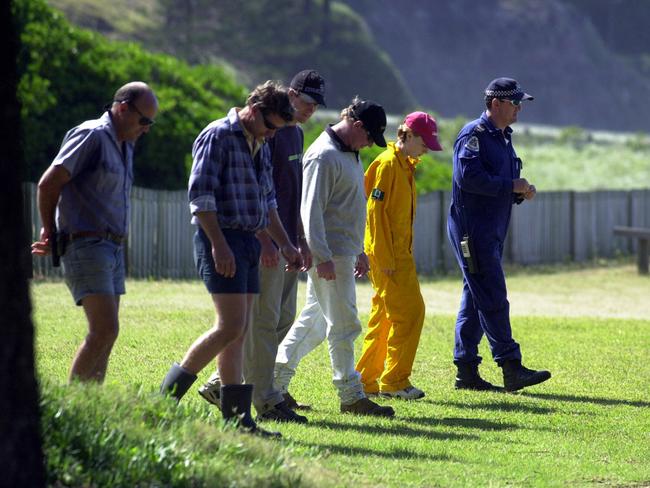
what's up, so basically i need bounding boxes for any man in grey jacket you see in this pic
[274,98,395,416]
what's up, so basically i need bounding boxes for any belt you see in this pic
[69,231,125,245]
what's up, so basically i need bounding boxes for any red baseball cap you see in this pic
[404,111,442,151]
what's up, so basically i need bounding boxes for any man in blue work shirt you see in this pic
[32,81,158,383]
[447,77,551,392]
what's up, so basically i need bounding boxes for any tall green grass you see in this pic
[41,382,327,487]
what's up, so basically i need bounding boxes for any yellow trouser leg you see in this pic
[356,265,391,394]
[378,257,425,392]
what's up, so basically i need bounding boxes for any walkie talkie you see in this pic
[460,234,478,274]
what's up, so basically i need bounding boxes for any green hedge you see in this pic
[15,0,247,189]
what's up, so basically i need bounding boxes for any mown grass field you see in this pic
[32,263,650,487]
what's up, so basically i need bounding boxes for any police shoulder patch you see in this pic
[465,136,480,152]
[371,188,385,201]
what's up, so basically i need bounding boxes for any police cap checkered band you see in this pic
[484,77,534,101]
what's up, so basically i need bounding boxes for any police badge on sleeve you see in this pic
[465,136,480,152]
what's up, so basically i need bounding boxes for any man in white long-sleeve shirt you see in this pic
[274,98,395,416]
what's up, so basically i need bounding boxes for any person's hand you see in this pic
[281,244,303,272]
[512,178,530,194]
[354,252,370,278]
[298,238,313,271]
[31,227,52,256]
[523,184,537,200]
[259,237,280,268]
[317,260,336,281]
[212,240,236,278]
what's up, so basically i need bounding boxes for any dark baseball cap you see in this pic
[352,100,387,147]
[484,77,534,101]
[290,69,326,107]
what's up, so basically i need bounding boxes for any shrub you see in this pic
[15,0,247,189]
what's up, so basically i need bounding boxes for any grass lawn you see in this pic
[31,263,650,487]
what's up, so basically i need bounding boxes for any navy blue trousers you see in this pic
[447,217,521,365]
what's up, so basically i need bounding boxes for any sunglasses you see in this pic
[127,101,155,126]
[499,98,523,107]
[261,112,281,131]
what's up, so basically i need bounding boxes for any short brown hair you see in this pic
[247,81,294,123]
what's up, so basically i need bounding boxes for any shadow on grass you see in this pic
[521,392,650,408]
[436,400,556,415]
[409,416,519,431]
[294,440,457,462]
[306,419,479,441]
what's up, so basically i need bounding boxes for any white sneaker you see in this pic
[379,385,425,400]
[198,372,221,408]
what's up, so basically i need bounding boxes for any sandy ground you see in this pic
[297,264,650,320]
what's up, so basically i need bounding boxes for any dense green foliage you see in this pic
[16,0,247,189]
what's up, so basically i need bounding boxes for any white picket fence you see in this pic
[23,183,650,278]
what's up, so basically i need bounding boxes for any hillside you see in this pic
[48,0,650,132]
[344,0,650,132]
[47,0,416,112]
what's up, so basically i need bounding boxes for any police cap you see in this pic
[484,77,534,101]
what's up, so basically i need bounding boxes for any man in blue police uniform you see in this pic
[447,77,551,392]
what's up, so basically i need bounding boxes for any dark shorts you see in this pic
[61,236,126,306]
[194,227,261,294]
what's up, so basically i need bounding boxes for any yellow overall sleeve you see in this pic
[364,154,397,271]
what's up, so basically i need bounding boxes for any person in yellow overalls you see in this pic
[356,111,443,400]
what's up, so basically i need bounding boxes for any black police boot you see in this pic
[454,361,502,391]
[220,384,281,438]
[501,359,551,392]
[160,363,197,402]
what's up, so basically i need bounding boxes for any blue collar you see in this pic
[480,111,513,137]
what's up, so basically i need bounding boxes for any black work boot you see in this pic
[160,363,197,402]
[454,361,502,391]
[220,384,281,438]
[501,359,551,392]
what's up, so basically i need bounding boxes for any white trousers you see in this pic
[274,255,364,405]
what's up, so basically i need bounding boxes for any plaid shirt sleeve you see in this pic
[188,126,221,216]
[262,144,278,210]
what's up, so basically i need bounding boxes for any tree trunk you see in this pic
[0,0,46,485]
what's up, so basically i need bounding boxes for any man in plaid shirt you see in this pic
[161,81,302,437]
